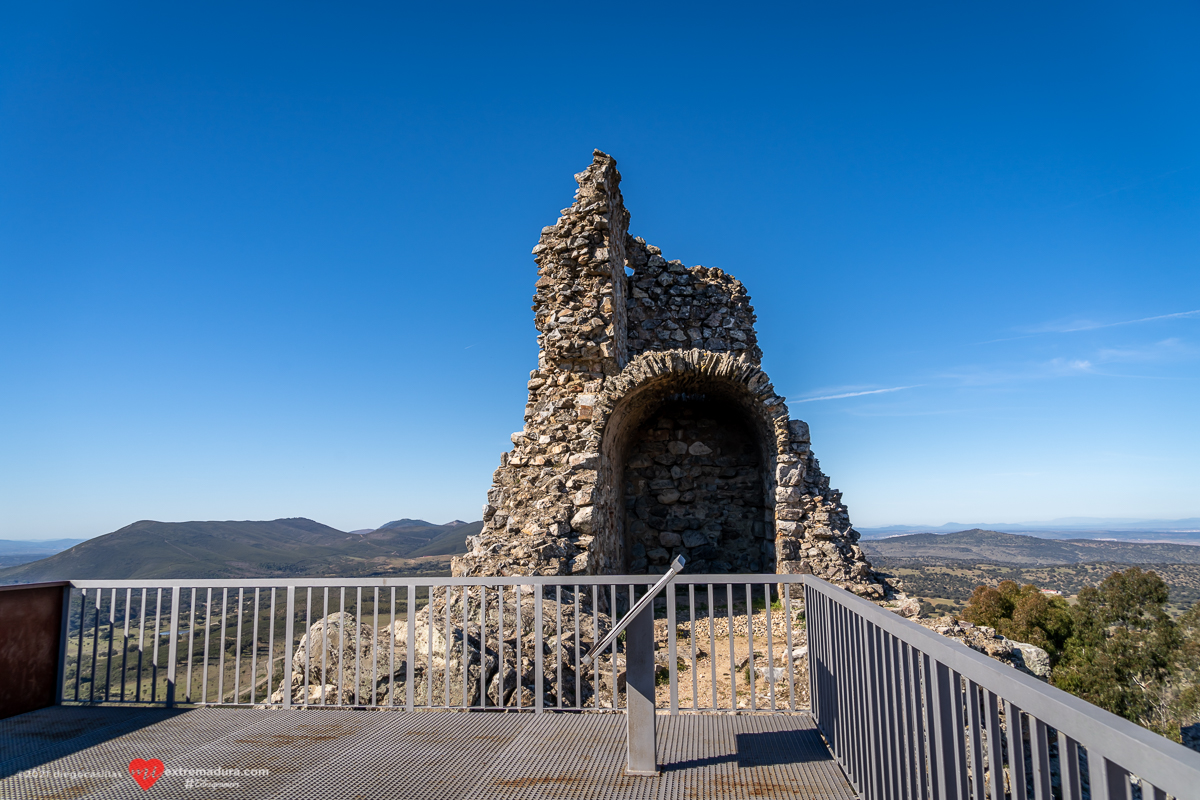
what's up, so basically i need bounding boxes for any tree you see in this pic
[962,580,1073,663]
[1052,567,1196,741]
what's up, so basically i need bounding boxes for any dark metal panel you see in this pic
[0,582,68,720]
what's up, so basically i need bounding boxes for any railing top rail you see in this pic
[63,572,809,589]
[802,574,1200,797]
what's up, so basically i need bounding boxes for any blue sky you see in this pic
[1,2,1197,539]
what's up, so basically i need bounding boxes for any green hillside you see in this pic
[0,518,482,583]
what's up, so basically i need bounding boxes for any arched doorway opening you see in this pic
[592,371,779,575]
[622,393,770,573]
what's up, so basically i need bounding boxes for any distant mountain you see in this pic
[858,518,1200,540]
[0,538,85,555]
[0,518,482,584]
[0,538,87,568]
[862,528,1200,567]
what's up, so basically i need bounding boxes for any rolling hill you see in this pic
[0,518,481,584]
[861,529,1200,566]
[863,529,1200,616]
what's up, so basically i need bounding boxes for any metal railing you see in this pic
[59,573,806,715]
[56,572,1200,797]
[802,575,1200,800]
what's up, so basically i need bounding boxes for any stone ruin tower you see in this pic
[452,151,884,599]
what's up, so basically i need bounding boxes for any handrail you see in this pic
[66,568,732,590]
[802,575,1200,800]
[582,556,685,667]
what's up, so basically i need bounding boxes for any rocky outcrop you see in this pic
[906,614,1052,681]
[453,150,881,598]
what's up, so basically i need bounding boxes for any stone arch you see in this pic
[584,350,791,574]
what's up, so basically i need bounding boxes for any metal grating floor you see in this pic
[0,707,857,799]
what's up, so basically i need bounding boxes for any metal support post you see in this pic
[625,599,658,776]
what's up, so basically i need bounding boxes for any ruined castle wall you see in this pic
[453,151,883,599]
[624,237,761,365]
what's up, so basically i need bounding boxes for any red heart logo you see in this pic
[129,758,164,791]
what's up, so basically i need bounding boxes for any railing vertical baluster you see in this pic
[667,581,678,714]
[899,642,920,800]
[165,587,180,707]
[1005,701,1028,800]
[688,583,697,711]
[727,584,735,709]
[250,589,260,704]
[481,585,488,709]
[120,588,132,702]
[965,680,984,800]
[73,589,84,703]
[88,588,100,703]
[919,653,940,800]
[573,585,581,709]
[338,587,346,705]
[461,586,469,709]
[848,605,865,789]
[283,586,295,709]
[104,589,116,701]
[843,608,861,788]
[887,630,905,800]
[595,585,604,710]
[443,586,451,708]
[746,583,756,711]
[185,588,196,704]
[1142,780,1166,800]
[555,584,562,710]
[765,583,775,711]
[833,602,851,781]
[200,588,211,704]
[372,587,380,707]
[230,588,242,704]
[137,587,148,700]
[497,585,505,708]
[1058,731,1082,800]
[423,586,433,708]
[152,589,163,703]
[534,586,544,713]
[611,584,618,709]
[515,584,523,711]
[1031,717,1051,800]
[301,587,310,704]
[321,588,329,705]
[216,589,226,703]
[707,583,717,711]
[269,588,279,703]
[866,622,885,800]
[784,583,794,712]
[356,587,364,706]
[389,587,396,707]
[951,670,969,800]
[932,661,962,800]
[405,585,415,711]
[985,691,1003,800]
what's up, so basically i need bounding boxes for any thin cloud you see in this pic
[978,309,1199,344]
[1096,338,1194,364]
[796,385,922,403]
[1028,309,1200,334]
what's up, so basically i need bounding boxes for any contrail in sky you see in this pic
[796,385,922,403]
[1042,309,1200,333]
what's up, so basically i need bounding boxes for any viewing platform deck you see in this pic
[0,706,854,800]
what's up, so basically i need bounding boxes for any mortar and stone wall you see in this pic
[451,150,884,599]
